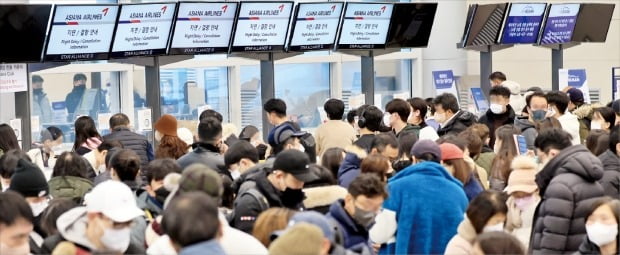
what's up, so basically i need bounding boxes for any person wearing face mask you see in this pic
[515,91,548,151]
[64,73,107,118]
[41,180,145,255]
[530,128,605,254]
[503,156,540,249]
[433,93,477,137]
[478,86,516,148]
[153,115,188,160]
[598,126,620,198]
[8,159,50,246]
[0,191,35,255]
[592,107,617,132]
[577,197,620,255]
[225,140,260,180]
[406,97,439,141]
[231,149,318,233]
[327,173,387,250]
[177,117,226,173]
[385,99,418,139]
[370,140,468,254]
[31,75,52,124]
[546,91,582,145]
[136,159,181,220]
[28,127,64,176]
[338,133,399,188]
[445,190,509,254]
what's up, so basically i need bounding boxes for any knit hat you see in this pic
[439,143,464,161]
[9,159,49,198]
[567,88,584,103]
[154,114,177,137]
[177,164,223,199]
[269,223,324,255]
[410,139,441,160]
[504,160,538,195]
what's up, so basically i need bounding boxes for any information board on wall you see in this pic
[289,2,344,51]
[559,68,591,104]
[170,2,238,55]
[337,3,393,49]
[231,2,293,52]
[111,3,177,58]
[0,64,28,94]
[432,70,459,102]
[540,4,580,45]
[45,5,119,61]
[500,3,546,44]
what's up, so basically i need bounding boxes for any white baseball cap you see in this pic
[85,180,144,222]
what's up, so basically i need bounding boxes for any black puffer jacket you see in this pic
[103,127,152,168]
[598,149,620,197]
[531,145,605,254]
[575,235,620,255]
[437,111,477,137]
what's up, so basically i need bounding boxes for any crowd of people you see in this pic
[1,71,619,255]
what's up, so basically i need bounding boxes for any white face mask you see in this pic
[296,143,305,153]
[490,103,505,114]
[30,199,49,217]
[586,222,618,247]
[434,113,446,124]
[591,121,602,130]
[100,227,132,252]
[483,222,504,233]
[383,113,392,127]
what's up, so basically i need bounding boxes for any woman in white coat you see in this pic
[27,126,63,179]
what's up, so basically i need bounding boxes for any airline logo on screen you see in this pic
[347,5,388,19]
[61,8,109,25]
[540,4,580,45]
[232,2,292,52]
[120,5,167,23]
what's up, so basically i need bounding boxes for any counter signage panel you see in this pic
[289,2,344,51]
[539,4,580,45]
[500,3,546,44]
[231,2,294,52]
[337,3,394,50]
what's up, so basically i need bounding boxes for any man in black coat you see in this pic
[530,128,605,254]
[598,126,620,197]
[103,113,153,170]
[432,93,477,137]
[478,86,516,148]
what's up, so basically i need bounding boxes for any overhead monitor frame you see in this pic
[230,1,295,53]
[287,2,345,52]
[336,2,395,50]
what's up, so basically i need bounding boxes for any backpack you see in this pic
[283,121,317,163]
[227,181,270,224]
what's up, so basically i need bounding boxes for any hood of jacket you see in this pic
[303,185,348,209]
[56,207,97,250]
[442,111,477,131]
[514,117,535,132]
[536,145,604,195]
[390,161,463,188]
[328,199,366,235]
[191,142,221,154]
[599,149,620,171]
[456,217,478,243]
[572,103,602,120]
[243,167,283,207]
[233,159,274,194]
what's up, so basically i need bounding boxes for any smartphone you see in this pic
[514,135,528,155]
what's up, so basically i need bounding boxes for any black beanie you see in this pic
[9,159,49,198]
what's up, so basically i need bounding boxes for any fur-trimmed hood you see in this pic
[303,185,348,209]
[344,145,367,159]
[572,103,602,120]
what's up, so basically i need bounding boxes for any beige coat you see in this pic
[315,120,357,157]
[444,218,478,255]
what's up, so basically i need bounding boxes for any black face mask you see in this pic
[149,187,171,209]
[33,88,44,95]
[392,160,412,173]
[280,188,305,209]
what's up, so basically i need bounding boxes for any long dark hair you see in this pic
[491,125,519,183]
[0,124,20,152]
[72,116,101,152]
[443,158,472,185]
[156,135,188,160]
[52,152,90,179]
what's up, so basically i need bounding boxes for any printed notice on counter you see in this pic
[337,3,393,49]
[232,2,293,52]
[111,3,176,58]
[170,2,238,55]
[0,64,28,94]
[540,4,580,45]
[500,3,546,44]
[45,5,119,61]
[289,3,344,51]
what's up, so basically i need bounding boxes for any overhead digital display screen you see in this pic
[500,3,546,44]
[231,2,294,52]
[288,2,344,51]
[170,2,238,55]
[0,5,52,63]
[539,4,580,45]
[337,3,394,50]
[45,5,119,61]
[385,3,437,48]
[111,3,177,58]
